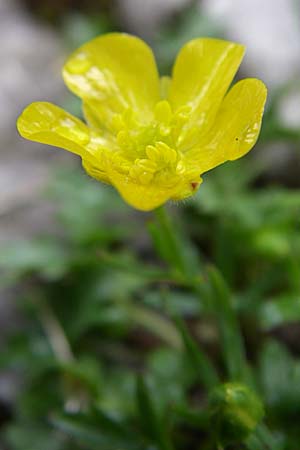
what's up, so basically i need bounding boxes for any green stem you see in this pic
[153,206,250,383]
[153,206,205,303]
[154,205,191,278]
[152,206,219,390]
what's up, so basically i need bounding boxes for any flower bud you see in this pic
[209,382,264,444]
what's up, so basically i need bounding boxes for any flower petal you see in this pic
[63,33,160,131]
[102,168,179,211]
[187,78,267,173]
[17,102,91,156]
[17,102,112,183]
[169,38,245,148]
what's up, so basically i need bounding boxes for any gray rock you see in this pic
[115,0,189,40]
[0,0,70,224]
[201,0,300,87]
[0,0,65,140]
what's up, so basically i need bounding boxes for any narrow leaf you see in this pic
[208,266,249,383]
[136,375,174,450]
[174,317,219,389]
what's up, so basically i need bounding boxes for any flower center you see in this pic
[108,100,200,188]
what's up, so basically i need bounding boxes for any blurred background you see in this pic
[1,0,300,449]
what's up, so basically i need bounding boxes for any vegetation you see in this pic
[1,2,300,449]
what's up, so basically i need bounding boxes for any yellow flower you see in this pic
[17,33,267,211]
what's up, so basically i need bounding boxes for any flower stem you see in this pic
[153,206,205,303]
[152,205,220,390]
[152,206,273,445]
[154,205,191,278]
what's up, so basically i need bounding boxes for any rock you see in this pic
[115,0,189,40]
[201,0,300,87]
[0,0,70,228]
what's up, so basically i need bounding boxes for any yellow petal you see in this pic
[17,102,112,184]
[82,157,111,184]
[169,38,245,148]
[188,78,267,173]
[102,167,179,211]
[63,33,160,132]
[82,101,104,131]
[17,102,91,156]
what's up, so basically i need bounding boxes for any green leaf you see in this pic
[4,422,68,450]
[146,348,190,410]
[136,376,174,450]
[174,317,219,390]
[60,357,103,398]
[207,267,250,383]
[47,168,130,245]
[259,340,300,417]
[52,411,141,450]
[259,295,300,330]
[90,406,136,442]
[246,424,284,450]
[172,403,210,430]
[99,369,136,416]
[52,413,113,448]
[143,290,200,317]
[0,239,69,281]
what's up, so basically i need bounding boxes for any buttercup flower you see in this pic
[17,33,267,211]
